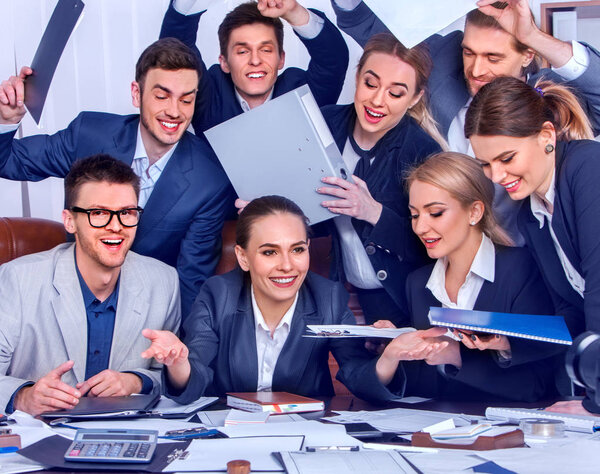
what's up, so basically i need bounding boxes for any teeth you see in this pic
[425,239,438,243]
[102,239,123,245]
[366,108,384,118]
[247,73,265,78]
[161,121,177,129]
[271,277,295,284]
[504,180,519,189]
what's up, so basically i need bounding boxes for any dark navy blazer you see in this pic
[404,245,561,402]
[165,268,400,404]
[160,3,349,132]
[518,140,600,335]
[0,112,234,319]
[331,1,600,137]
[319,104,440,323]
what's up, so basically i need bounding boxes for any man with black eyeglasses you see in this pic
[0,155,180,417]
[0,38,234,319]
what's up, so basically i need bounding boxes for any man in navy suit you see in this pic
[331,0,600,242]
[159,0,349,132]
[0,38,234,319]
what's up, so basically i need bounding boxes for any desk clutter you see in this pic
[3,398,600,473]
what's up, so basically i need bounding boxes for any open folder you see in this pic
[205,85,352,224]
[40,393,160,420]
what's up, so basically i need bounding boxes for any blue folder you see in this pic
[427,307,572,345]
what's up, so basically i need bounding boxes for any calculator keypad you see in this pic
[66,440,156,463]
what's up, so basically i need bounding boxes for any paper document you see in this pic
[324,408,480,434]
[24,0,85,124]
[364,0,476,47]
[306,325,415,338]
[153,395,218,416]
[277,450,419,474]
[167,435,304,472]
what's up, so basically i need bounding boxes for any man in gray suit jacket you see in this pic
[0,155,180,416]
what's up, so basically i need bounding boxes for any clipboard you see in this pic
[23,0,85,124]
[205,85,353,225]
[40,393,160,420]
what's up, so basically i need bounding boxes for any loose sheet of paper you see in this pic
[167,435,304,472]
[278,450,419,474]
[306,325,415,338]
[364,0,477,47]
[324,407,479,433]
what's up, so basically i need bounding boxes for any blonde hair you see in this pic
[358,33,448,150]
[406,152,513,246]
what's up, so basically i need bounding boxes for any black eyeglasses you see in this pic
[71,207,144,228]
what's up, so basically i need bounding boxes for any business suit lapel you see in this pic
[134,135,192,246]
[273,286,320,387]
[228,285,259,391]
[109,256,149,369]
[521,207,581,308]
[103,116,139,165]
[51,246,88,383]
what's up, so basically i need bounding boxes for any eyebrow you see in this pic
[232,40,276,49]
[258,240,307,249]
[461,43,506,58]
[153,84,197,97]
[491,150,515,161]
[408,202,446,210]
[363,69,408,89]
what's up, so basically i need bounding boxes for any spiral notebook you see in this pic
[427,307,572,345]
[485,407,600,433]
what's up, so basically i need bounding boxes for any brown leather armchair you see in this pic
[0,217,66,265]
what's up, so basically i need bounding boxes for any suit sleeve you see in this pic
[328,284,404,403]
[176,164,234,319]
[503,262,566,367]
[569,145,600,332]
[295,9,349,107]
[330,0,389,47]
[546,44,600,136]
[0,114,86,181]
[159,1,213,134]
[163,284,220,403]
[130,267,182,392]
[0,265,34,411]
[359,138,441,260]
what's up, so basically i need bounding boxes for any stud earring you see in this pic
[470,221,476,226]
[545,143,555,154]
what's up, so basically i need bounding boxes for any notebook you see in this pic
[427,307,572,345]
[485,407,600,433]
[204,84,353,224]
[40,393,160,419]
[226,392,324,414]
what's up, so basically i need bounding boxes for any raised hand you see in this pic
[257,0,309,26]
[141,328,191,389]
[0,66,32,124]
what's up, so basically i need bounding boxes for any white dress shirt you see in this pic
[426,233,495,310]
[131,126,178,208]
[530,170,585,297]
[252,286,298,392]
[334,138,383,289]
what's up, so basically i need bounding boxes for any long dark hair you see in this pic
[465,76,593,141]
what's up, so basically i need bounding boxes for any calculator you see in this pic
[64,429,158,463]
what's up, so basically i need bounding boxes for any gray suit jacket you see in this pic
[0,243,180,411]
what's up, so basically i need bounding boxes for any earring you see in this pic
[470,221,476,226]
[545,143,555,154]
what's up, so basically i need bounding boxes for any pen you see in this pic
[306,445,359,451]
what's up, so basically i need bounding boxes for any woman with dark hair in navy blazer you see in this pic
[465,76,597,410]
[374,153,561,402]
[315,33,445,327]
[142,195,402,403]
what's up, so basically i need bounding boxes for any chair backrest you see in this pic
[0,217,67,265]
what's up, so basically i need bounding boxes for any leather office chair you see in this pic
[0,217,66,265]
